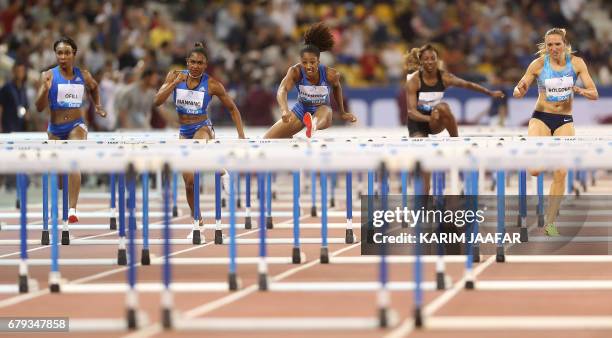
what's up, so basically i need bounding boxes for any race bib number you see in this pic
[57,84,84,106]
[175,89,205,112]
[544,76,573,100]
[418,91,444,105]
[298,85,329,104]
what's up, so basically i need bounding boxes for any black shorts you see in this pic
[407,108,432,136]
[531,111,573,134]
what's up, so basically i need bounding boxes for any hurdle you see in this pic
[5,133,612,332]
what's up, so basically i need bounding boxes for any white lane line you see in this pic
[123,213,356,338]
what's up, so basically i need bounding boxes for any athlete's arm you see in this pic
[513,57,543,98]
[277,66,299,123]
[82,69,106,117]
[327,68,356,122]
[405,72,430,123]
[35,70,52,112]
[209,78,245,138]
[573,57,598,100]
[443,72,504,98]
[154,70,186,107]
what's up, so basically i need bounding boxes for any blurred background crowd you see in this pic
[0,0,610,134]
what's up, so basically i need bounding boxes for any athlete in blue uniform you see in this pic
[35,37,107,223]
[514,28,598,236]
[154,42,245,224]
[263,22,356,139]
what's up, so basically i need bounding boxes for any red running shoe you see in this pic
[303,112,313,138]
[68,209,78,224]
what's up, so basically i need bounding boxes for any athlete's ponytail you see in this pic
[404,44,439,73]
[189,41,208,60]
[300,22,335,58]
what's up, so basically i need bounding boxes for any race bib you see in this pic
[57,84,84,106]
[418,91,444,105]
[544,76,573,101]
[298,85,329,104]
[175,88,205,112]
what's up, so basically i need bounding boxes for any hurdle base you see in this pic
[436,272,446,290]
[127,308,137,330]
[472,246,480,263]
[214,230,223,244]
[574,186,580,198]
[320,247,329,264]
[244,216,252,229]
[228,272,238,291]
[221,198,227,208]
[516,214,522,228]
[41,230,50,245]
[118,249,127,266]
[266,216,273,229]
[18,275,28,293]
[141,249,150,265]
[330,197,335,208]
[292,247,301,264]
[272,191,277,200]
[465,280,475,290]
[520,227,529,242]
[538,213,545,227]
[345,229,354,244]
[110,217,117,230]
[379,307,389,328]
[162,308,172,329]
[258,273,268,291]
[237,198,242,208]
[310,206,317,217]
[496,254,505,263]
[414,307,423,328]
[15,198,20,210]
[172,206,178,217]
[61,230,70,245]
[49,283,60,293]
[192,230,202,245]
[367,229,375,243]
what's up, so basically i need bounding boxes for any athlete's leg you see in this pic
[527,118,552,176]
[409,131,431,194]
[313,105,333,130]
[47,131,62,189]
[67,125,87,211]
[545,122,575,232]
[429,102,458,137]
[182,126,214,221]
[263,113,304,139]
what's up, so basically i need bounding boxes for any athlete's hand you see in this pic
[41,73,52,92]
[281,109,291,123]
[173,71,188,85]
[490,90,505,99]
[513,81,527,98]
[573,86,584,96]
[340,111,357,123]
[430,109,440,123]
[95,105,107,118]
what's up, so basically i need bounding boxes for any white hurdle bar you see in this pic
[173,315,400,331]
[425,316,612,330]
[0,255,307,266]
[0,222,358,231]
[0,237,356,246]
